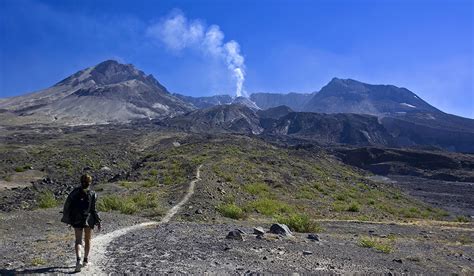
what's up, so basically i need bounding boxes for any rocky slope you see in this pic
[250,92,314,111]
[163,104,263,134]
[304,78,438,116]
[173,94,233,109]
[0,60,193,125]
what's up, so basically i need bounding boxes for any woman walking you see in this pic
[61,174,101,272]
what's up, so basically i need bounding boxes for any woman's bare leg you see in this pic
[84,227,92,260]
[74,228,83,260]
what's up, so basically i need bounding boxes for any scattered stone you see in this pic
[393,259,403,264]
[303,250,313,255]
[253,227,265,235]
[307,233,320,241]
[100,166,111,171]
[269,224,292,236]
[226,230,244,241]
[195,209,203,214]
[236,229,246,234]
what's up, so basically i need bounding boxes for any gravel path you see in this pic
[78,164,202,275]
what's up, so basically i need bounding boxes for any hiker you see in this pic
[61,174,101,272]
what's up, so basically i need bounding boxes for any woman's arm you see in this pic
[91,192,102,227]
[61,191,73,224]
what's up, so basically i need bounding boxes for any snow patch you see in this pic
[400,103,416,108]
[152,102,170,111]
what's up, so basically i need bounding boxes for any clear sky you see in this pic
[0,0,473,118]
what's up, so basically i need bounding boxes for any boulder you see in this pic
[269,224,292,236]
[307,233,320,241]
[253,227,265,235]
[226,230,244,241]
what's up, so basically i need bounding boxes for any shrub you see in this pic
[247,198,292,216]
[243,183,269,196]
[38,191,58,208]
[347,202,360,212]
[142,179,157,188]
[31,257,46,266]
[98,193,158,215]
[277,213,321,233]
[14,165,30,172]
[149,169,158,176]
[456,216,470,223]
[359,236,393,253]
[119,181,134,189]
[217,203,245,219]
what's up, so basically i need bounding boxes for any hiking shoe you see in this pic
[82,259,88,267]
[75,260,82,272]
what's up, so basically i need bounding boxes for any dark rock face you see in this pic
[250,92,314,111]
[335,147,474,182]
[163,104,263,135]
[266,112,394,146]
[304,78,438,116]
[173,94,233,109]
[257,106,293,119]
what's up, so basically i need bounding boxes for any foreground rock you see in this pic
[269,223,293,236]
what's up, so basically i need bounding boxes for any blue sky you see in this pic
[0,0,472,118]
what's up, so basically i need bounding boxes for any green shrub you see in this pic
[142,179,157,188]
[277,213,321,233]
[119,181,134,189]
[359,236,393,253]
[456,216,470,223]
[98,193,158,215]
[246,198,292,216]
[14,165,30,172]
[217,203,245,219]
[243,183,269,196]
[347,202,360,212]
[38,191,58,208]
[332,201,347,212]
[31,257,46,266]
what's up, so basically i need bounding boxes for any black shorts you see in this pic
[72,222,93,229]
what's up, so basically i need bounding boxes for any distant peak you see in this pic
[329,77,362,86]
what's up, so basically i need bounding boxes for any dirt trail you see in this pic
[79,164,202,275]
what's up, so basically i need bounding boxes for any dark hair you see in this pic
[80,174,92,188]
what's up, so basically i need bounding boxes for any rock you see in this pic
[269,224,292,236]
[253,227,265,235]
[100,166,111,171]
[256,234,264,240]
[393,259,403,264]
[226,230,244,241]
[307,233,320,241]
[303,250,313,255]
[236,229,246,234]
[195,209,203,214]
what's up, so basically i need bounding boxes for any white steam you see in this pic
[146,11,246,97]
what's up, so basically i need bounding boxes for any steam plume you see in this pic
[146,11,246,97]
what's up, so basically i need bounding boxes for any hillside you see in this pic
[0,60,193,125]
